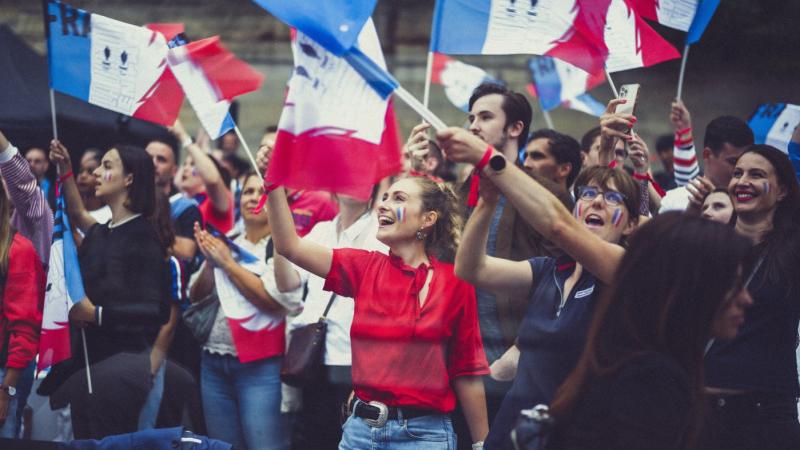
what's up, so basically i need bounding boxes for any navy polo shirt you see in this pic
[485,257,600,449]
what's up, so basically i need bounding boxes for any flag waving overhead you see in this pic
[528,56,605,111]
[167,37,264,139]
[431,53,499,112]
[629,0,719,44]
[430,0,610,74]
[38,194,86,371]
[265,20,402,199]
[603,0,681,72]
[45,0,183,126]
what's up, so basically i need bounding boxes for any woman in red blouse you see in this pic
[0,179,45,438]
[266,175,489,449]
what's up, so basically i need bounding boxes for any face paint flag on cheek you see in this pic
[574,202,583,219]
[103,172,112,182]
[612,208,623,228]
[763,182,770,194]
[396,206,405,223]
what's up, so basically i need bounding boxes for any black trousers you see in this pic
[701,392,800,450]
[291,365,353,450]
[56,351,152,439]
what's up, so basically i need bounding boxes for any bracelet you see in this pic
[181,137,194,149]
[475,145,494,171]
[632,172,652,182]
[675,127,692,137]
[57,171,73,184]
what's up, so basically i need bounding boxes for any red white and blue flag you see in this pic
[430,0,610,74]
[630,0,719,44]
[167,36,264,139]
[603,0,681,72]
[527,56,605,115]
[45,1,184,126]
[38,193,86,372]
[264,20,402,199]
[210,237,285,363]
[431,53,499,112]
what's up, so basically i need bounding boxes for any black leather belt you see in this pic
[350,397,439,427]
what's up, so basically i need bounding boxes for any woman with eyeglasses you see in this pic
[439,126,641,449]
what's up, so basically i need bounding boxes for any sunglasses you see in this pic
[576,186,626,206]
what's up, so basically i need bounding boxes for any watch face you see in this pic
[8,386,14,396]
[489,154,506,171]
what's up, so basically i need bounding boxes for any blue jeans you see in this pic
[339,410,457,450]
[201,352,288,450]
[0,367,20,438]
[137,362,166,430]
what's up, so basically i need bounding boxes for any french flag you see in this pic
[211,240,285,363]
[45,1,183,126]
[431,53,498,112]
[630,0,719,44]
[748,103,800,155]
[430,0,610,74]
[527,56,605,111]
[167,36,264,139]
[38,193,87,372]
[264,20,402,200]
[603,0,681,72]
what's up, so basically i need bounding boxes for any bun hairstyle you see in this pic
[410,175,463,263]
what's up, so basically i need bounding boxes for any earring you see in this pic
[416,228,426,241]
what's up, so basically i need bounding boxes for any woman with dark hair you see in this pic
[265,174,490,449]
[702,144,800,450]
[189,171,303,450]
[545,213,753,450]
[46,140,170,439]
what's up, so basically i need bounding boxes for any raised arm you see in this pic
[49,140,96,233]
[455,178,532,296]
[599,99,636,167]
[266,187,332,280]
[273,253,302,293]
[439,128,624,284]
[669,99,699,186]
[171,121,230,214]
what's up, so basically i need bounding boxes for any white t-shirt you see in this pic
[659,186,691,213]
[286,212,387,366]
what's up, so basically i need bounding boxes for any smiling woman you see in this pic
[703,144,800,450]
[265,174,490,449]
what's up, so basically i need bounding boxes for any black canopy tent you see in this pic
[0,25,174,155]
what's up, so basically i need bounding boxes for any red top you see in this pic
[198,190,235,234]
[324,249,489,413]
[288,190,338,237]
[1,234,45,369]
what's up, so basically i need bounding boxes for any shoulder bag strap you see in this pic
[319,292,337,322]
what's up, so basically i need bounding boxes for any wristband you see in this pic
[674,135,693,147]
[675,127,692,137]
[58,170,73,184]
[472,442,484,450]
[632,172,666,197]
[181,137,194,149]
[252,181,280,214]
[632,172,651,182]
[467,146,495,208]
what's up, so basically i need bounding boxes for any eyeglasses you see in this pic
[576,186,626,206]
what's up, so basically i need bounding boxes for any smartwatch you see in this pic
[0,385,16,397]
[489,154,507,173]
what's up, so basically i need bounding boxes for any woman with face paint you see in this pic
[265,175,490,449]
[702,144,800,450]
[46,140,170,439]
[437,127,755,449]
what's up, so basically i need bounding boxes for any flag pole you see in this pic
[605,70,619,98]
[49,89,59,141]
[422,51,434,109]
[233,125,263,179]
[80,329,93,394]
[676,44,690,101]
[542,110,554,129]
[394,85,447,132]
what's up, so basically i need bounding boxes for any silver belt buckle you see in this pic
[363,400,389,428]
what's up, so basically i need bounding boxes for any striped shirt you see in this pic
[0,144,53,265]
[672,134,700,186]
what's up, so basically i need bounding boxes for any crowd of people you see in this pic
[0,81,798,450]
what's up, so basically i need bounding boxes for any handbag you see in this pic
[182,291,220,344]
[280,292,337,388]
[510,404,556,450]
